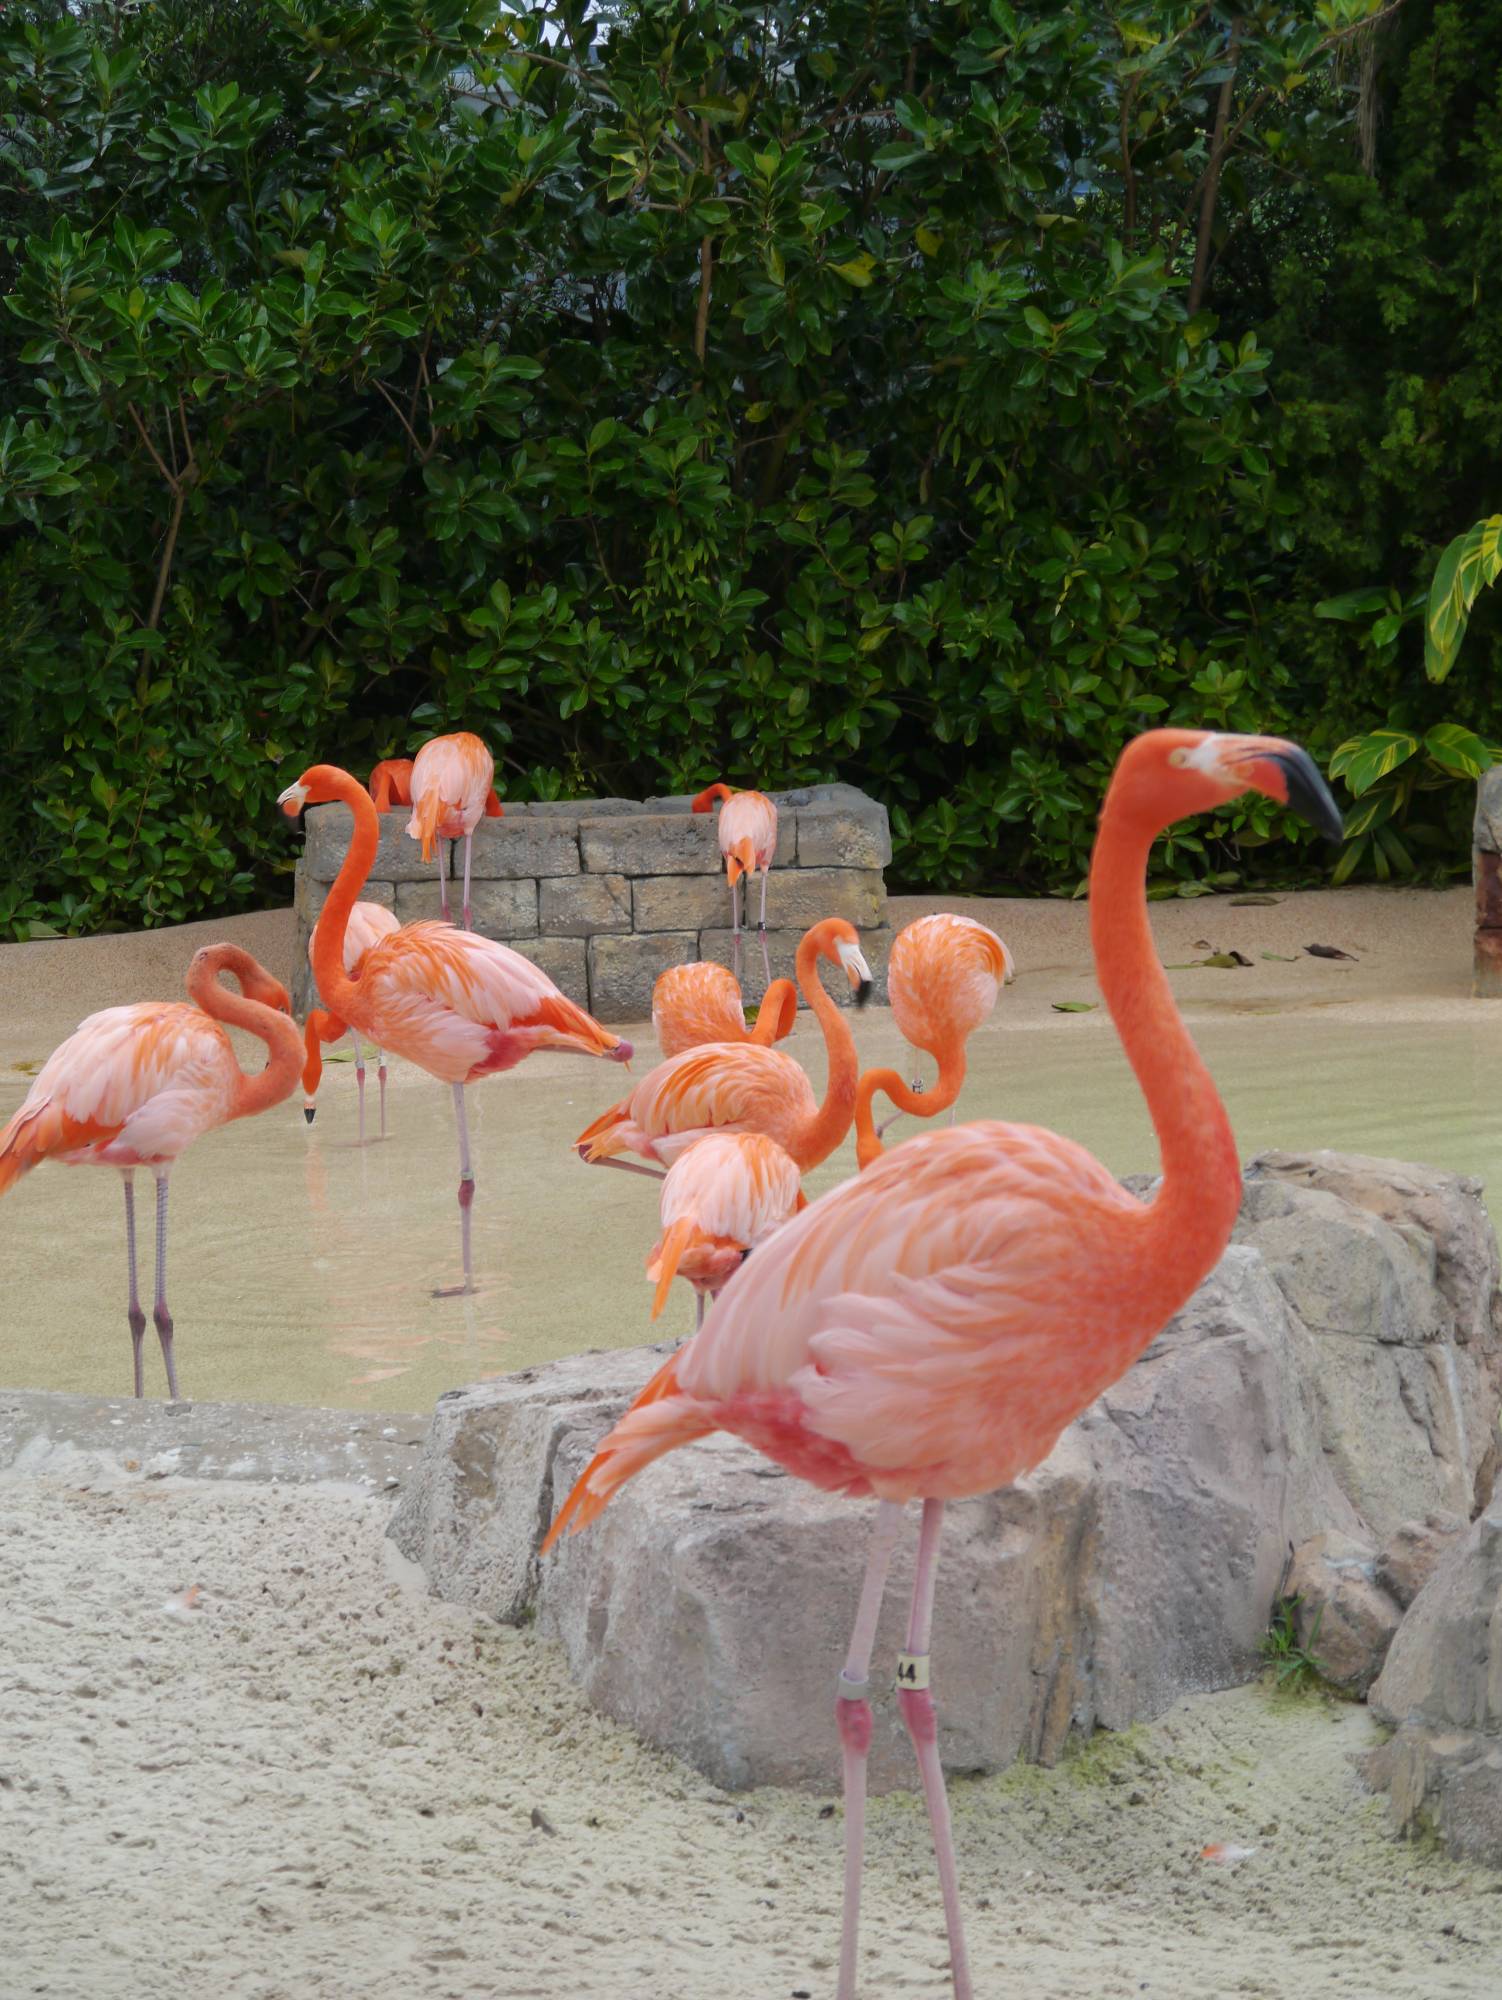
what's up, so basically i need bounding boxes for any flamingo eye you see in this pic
[1168,748,1189,769]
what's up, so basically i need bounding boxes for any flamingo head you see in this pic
[190,944,294,1015]
[812,919,875,1007]
[1113,730,1344,842]
[277,763,354,819]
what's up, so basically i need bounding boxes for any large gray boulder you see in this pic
[389,1150,1502,1793]
[1366,1504,1502,1861]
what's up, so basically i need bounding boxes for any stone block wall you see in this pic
[1475,769,1502,995]
[292,783,892,1021]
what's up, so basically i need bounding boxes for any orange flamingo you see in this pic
[368,758,415,811]
[406,731,505,931]
[648,1131,805,1331]
[576,919,872,1181]
[302,899,401,1141]
[0,944,303,1399]
[692,782,778,988]
[651,961,798,1060]
[546,730,1343,2000]
[855,914,1014,1167]
[279,763,631,1294]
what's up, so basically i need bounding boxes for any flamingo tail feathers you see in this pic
[541,1352,712,1551]
[574,1099,633,1163]
[647,1216,705,1320]
[0,1101,117,1195]
[408,787,445,863]
[726,836,755,887]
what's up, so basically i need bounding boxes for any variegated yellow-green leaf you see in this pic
[1339,786,1398,839]
[1426,514,1502,682]
[831,254,876,287]
[1423,721,1492,778]
[1328,728,1420,797]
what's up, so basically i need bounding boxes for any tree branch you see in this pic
[1187,21,1242,316]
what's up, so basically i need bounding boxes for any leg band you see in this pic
[895,1652,931,1691]
[837,1670,871,1702]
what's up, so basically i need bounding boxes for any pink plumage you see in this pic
[406,731,497,854]
[647,1131,803,1319]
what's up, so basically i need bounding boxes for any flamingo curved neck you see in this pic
[187,965,304,1122]
[1089,793,1241,1274]
[307,772,379,1026]
[788,934,860,1171]
[854,1040,966,1168]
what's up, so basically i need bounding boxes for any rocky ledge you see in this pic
[389,1150,1502,1845]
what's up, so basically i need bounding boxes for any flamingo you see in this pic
[651,960,798,1060]
[575,918,873,1181]
[854,914,1014,1167]
[691,782,778,989]
[647,1131,805,1332]
[278,763,631,1295]
[406,731,505,931]
[368,758,415,812]
[0,943,303,1400]
[545,730,1343,2000]
[301,899,401,1141]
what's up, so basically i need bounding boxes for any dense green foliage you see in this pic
[0,0,1483,935]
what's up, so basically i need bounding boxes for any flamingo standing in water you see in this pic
[0,944,303,1399]
[406,731,505,931]
[302,899,401,1141]
[651,961,798,1060]
[576,918,872,1180]
[546,730,1343,2000]
[854,914,1014,1167]
[647,1131,805,1331]
[368,758,415,812]
[692,782,778,989]
[279,763,631,1294]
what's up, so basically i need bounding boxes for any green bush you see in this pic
[0,2,1419,934]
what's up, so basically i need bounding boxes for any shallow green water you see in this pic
[0,1002,1494,1413]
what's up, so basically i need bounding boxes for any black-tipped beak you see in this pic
[1270,747,1344,844]
[303,1106,316,1125]
[854,978,873,1009]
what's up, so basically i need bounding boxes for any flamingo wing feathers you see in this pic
[577,1043,815,1163]
[887,913,1012,1054]
[407,733,496,850]
[715,790,777,879]
[651,962,749,1057]
[311,898,399,977]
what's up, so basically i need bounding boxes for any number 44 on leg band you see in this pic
[895,1652,930,1691]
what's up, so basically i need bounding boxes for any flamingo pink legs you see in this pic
[123,1170,146,1397]
[151,1169,180,1400]
[377,1054,388,1138]
[898,1498,971,1997]
[437,838,452,924]
[757,868,772,989]
[434,1083,476,1296]
[350,1029,367,1147]
[730,875,743,985]
[835,1499,904,2000]
[461,832,475,932]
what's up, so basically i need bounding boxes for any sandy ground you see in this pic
[4,1461,1501,2000]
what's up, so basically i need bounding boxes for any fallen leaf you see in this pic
[1304,943,1356,961]
[530,1806,558,1836]
[1261,951,1299,962]
[1202,951,1253,969]
[1230,894,1281,905]
[1050,1001,1097,1013]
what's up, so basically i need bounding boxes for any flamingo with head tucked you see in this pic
[368,758,415,812]
[302,899,401,1142]
[855,913,1014,1167]
[0,944,303,1399]
[651,960,798,1060]
[692,782,778,989]
[576,919,872,1181]
[546,730,1344,2000]
[406,731,505,931]
[647,1131,805,1332]
[279,763,631,1295]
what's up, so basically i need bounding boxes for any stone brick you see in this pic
[763,866,886,930]
[395,877,538,936]
[1474,767,1502,855]
[699,926,894,1004]
[507,799,644,818]
[304,802,434,884]
[466,817,580,879]
[580,814,721,875]
[632,874,736,933]
[1477,849,1502,930]
[540,874,632,937]
[505,936,589,1008]
[796,795,893,869]
[1475,925,1502,998]
[588,932,696,1020]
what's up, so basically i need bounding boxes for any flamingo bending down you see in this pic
[406,731,505,932]
[546,730,1343,1999]
[576,919,872,1181]
[368,758,415,812]
[651,960,798,1060]
[648,1132,805,1332]
[280,764,631,1294]
[302,900,401,1141]
[0,944,303,1399]
[691,782,778,989]
[855,914,1014,1168]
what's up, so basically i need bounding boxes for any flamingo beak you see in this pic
[836,939,874,1006]
[610,1037,635,1066]
[277,779,310,819]
[1263,747,1345,843]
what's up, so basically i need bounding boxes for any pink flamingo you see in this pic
[301,899,401,1141]
[651,960,798,1060]
[280,763,631,1295]
[648,1131,805,1332]
[368,758,415,812]
[546,730,1342,1998]
[0,944,303,1399]
[692,782,778,988]
[855,914,1014,1167]
[576,919,872,1182]
[406,731,505,931]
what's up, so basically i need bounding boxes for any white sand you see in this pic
[4,1464,1500,2000]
